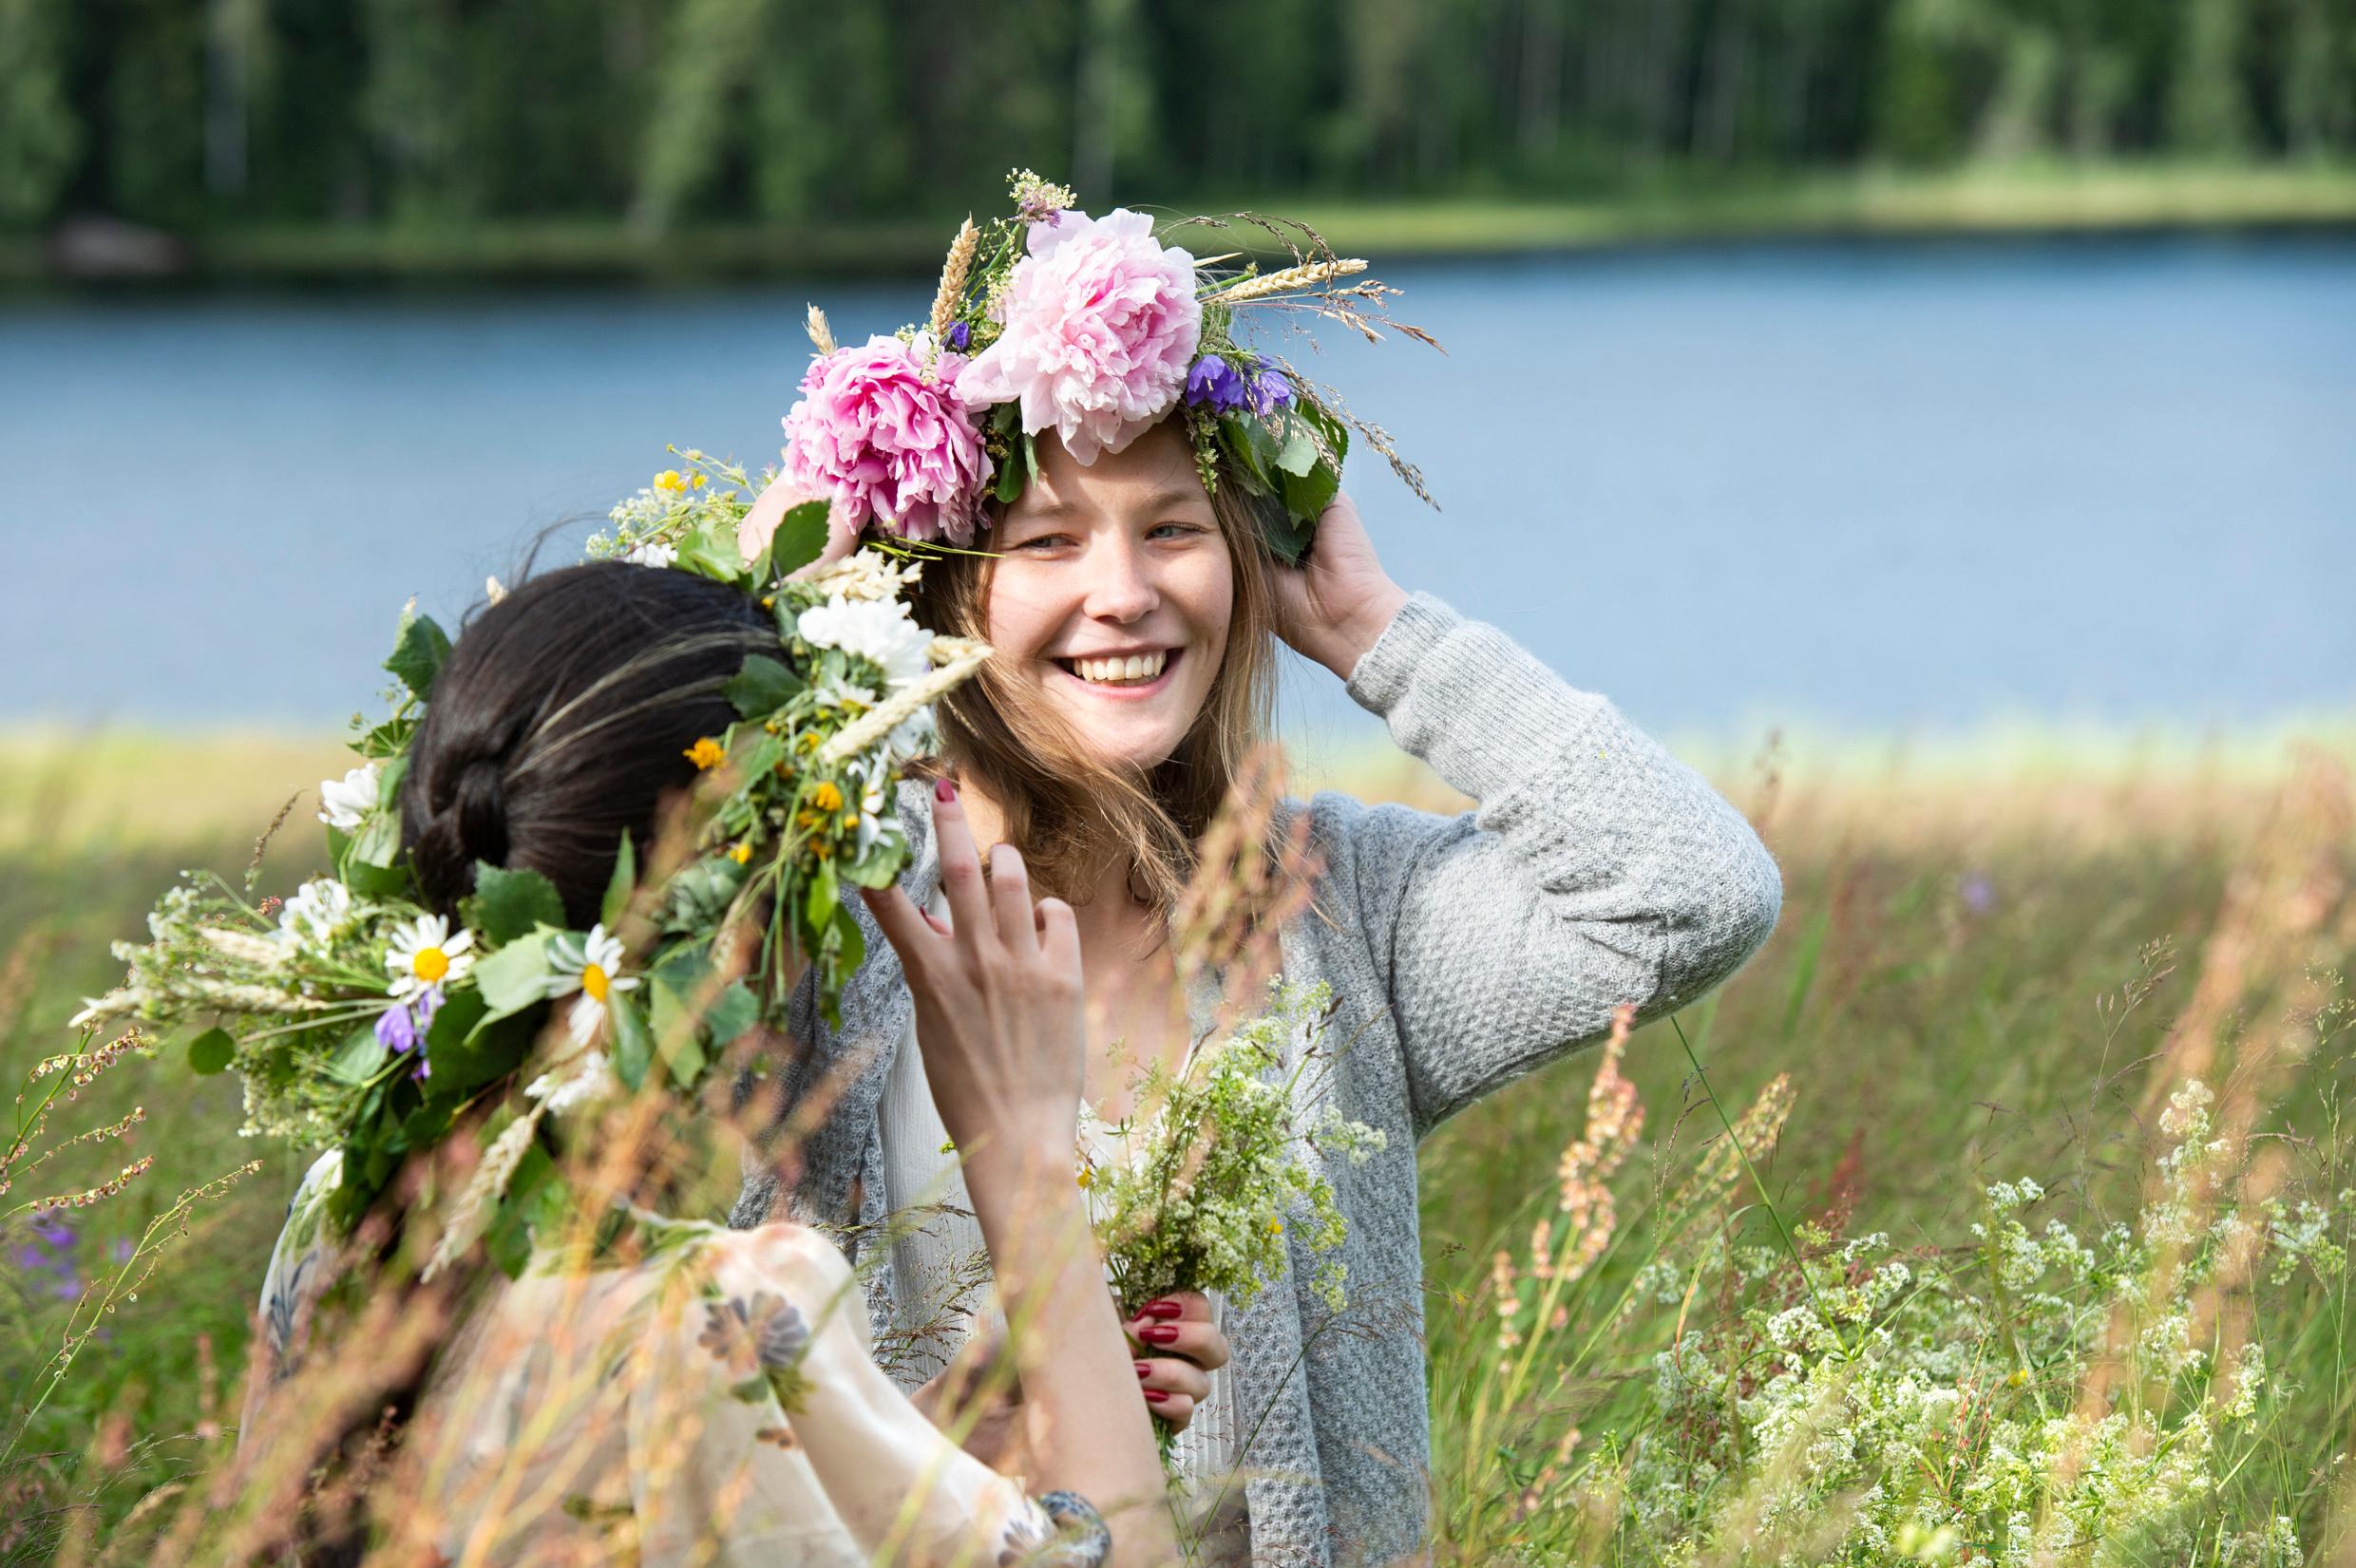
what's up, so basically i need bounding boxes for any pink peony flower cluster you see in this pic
[777,335,991,544]
[955,209,1202,465]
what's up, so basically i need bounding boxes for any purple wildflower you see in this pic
[375,1002,419,1053]
[944,321,971,352]
[31,1210,73,1248]
[1248,368,1293,416]
[1959,872,1996,916]
[1185,353,1250,415]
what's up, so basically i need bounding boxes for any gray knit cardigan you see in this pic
[731,594,1784,1566]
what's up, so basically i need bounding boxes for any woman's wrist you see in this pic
[1313,581,1410,680]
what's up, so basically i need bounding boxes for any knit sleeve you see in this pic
[1326,593,1782,1138]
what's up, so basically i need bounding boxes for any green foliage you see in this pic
[4,0,2352,236]
[0,0,81,229]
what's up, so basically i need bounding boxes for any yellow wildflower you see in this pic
[1076,1166,1094,1190]
[810,781,844,812]
[653,469,686,494]
[691,472,707,489]
[729,841,753,865]
[684,737,726,770]
[1267,1218,1283,1235]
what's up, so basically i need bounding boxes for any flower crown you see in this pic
[74,475,980,1273]
[741,170,1436,568]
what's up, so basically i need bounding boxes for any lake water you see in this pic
[3,236,2349,750]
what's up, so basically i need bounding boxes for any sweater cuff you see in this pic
[1343,591,1460,715]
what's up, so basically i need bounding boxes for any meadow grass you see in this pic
[3,727,2351,1563]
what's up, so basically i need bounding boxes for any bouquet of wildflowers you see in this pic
[1079,980,1386,1316]
[71,455,985,1277]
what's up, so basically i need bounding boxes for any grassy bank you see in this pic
[5,725,2351,1559]
[6,162,2354,290]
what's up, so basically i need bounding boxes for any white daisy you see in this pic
[385,913,476,999]
[554,923,639,1045]
[317,763,381,829]
[276,878,355,953]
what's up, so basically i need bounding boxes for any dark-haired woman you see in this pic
[245,562,1176,1566]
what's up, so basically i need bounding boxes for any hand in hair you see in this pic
[1269,487,1411,681]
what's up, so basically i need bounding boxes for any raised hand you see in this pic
[1268,489,1410,680]
[860,777,1085,1168]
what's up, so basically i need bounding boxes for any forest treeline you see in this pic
[1,0,2350,234]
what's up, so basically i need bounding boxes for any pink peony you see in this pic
[954,209,1202,465]
[777,335,991,545]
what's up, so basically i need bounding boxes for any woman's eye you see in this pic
[1009,533,1070,552]
[1149,521,1205,540]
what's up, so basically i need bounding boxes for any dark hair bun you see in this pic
[398,562,771,925]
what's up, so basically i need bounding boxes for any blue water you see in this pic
[3,236,2350,747]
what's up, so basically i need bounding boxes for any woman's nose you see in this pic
[1081,539,1159,623]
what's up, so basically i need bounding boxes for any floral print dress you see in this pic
[248,1154,1110,1566]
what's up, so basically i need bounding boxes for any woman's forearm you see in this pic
[966,1142,1177,1563]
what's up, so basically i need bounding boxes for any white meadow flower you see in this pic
[386,913,476,999]
[276,878,355,953]
[553,923,638,1045]
[624,538,677,568]
[797,595,934,689]
[525,1048,617,1116]
[317,763,381,829]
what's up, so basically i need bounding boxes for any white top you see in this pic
[874,911,1238,1502]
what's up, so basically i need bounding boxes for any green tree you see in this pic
[2167,0,2253,156]
[0,0,82,227]
[106,0,205,225]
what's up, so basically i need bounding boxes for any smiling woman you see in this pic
[908,419,1282,913]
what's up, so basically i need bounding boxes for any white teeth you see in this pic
[1072,651,1168,685]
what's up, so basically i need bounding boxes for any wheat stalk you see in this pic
[929,219,978,344]
[1211,257,1369,304]
[806,305,837,357]
[197,927,290,968]
[819,637,992,765]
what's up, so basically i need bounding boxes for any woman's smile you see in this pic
[1052,646,1181,698]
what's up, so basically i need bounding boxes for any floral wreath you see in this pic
[715,169,1436,571]
[75,478,980,1275]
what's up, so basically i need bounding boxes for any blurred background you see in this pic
[2,6,2354,1548]
[0,0,2349,751]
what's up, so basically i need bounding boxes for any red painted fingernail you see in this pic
[934,777,957,803]
[1134,1361,1152,1379]
[1143,1299,1184,1319]
[1141,1324,1179,1345]
[1144,1389,1169,1404]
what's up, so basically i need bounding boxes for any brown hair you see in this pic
[907,422,1284,912]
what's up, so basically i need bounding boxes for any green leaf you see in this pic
[473,932,557,1013]
[766,501,833,579]
[1261,508,1315,566]
[484,1143,556,1280]
[348,809,402,871]
[704,980,761,1050]
[806,858,840,935]
[611,992,654,1091]
[342,856,411,898]
[327,1023,389,1086]
[384,609,452,700]
[466,863,566,944]
[674,517,747,582]
[1273,417,1320,478]
[723,655,806,719]
[187,1027,235,1075]
[600,830,636,930]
